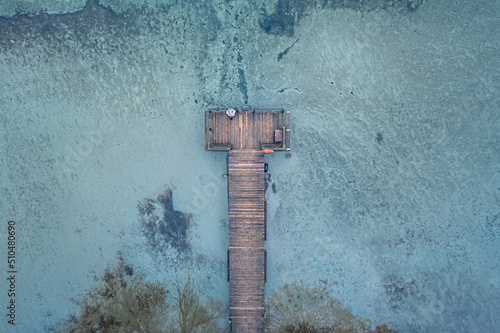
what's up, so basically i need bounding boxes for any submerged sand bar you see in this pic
[205,108,291,332]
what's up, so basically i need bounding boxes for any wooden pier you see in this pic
[205,108,290,333]
[228,149,266,332]
[205,108,290,151]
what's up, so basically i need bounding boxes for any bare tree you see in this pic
[51,261,168,333]
[51,263,227,333]
[266,283,399,333]
[172,274,225,333]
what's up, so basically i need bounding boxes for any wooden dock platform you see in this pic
[205,108,291,151]
[205,108,291,333]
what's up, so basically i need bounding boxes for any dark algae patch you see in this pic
[138,188,192,256]
[259,0,308,37]
[259,0,423,37]
[237,68,248,104]
[277,37,300,61]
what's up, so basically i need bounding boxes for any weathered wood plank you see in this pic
[205,109,290,151]
[227,149,266,333]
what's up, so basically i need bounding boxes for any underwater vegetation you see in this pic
[51,260,225,333]
[52,262,404,332]
[138,188,193,257]
[259,0,423,37]
[266,283,400,333]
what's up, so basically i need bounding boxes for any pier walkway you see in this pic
[228,149,266,332]
[205,107,290,332]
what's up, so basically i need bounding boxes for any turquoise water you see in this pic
[1,0,499,332]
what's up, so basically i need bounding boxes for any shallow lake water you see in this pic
[1,0,499,332]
